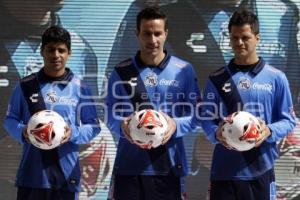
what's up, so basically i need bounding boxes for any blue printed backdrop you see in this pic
[0,0,300,199]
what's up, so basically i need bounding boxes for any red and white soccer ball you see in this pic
[222,111,262,151]
[128,109,168,149]
[27,110,66,150]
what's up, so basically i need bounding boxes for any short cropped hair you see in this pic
[136,6,168,31]
[41,26,71,50]
[228,9,259,35]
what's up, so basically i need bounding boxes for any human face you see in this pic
[41,42,71,77]
[229,24,260,65]
[136,19,168,62]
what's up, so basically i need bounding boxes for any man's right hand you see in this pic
[22,126,31,143]
[216,121,235,150]
[121,115,134,144]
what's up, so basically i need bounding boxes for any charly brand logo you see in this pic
[128,77,137,87]
[30,93,39,103]
[222,82,231,93]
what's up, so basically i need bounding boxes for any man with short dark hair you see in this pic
[201,9,296,200]
[3,26,101,200]
[106,6,201,200]
[0,1,100,198]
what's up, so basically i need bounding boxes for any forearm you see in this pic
[69,123,101,144]
[4,117,26,144]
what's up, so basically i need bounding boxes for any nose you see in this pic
[53,50,60,58]
[236,38,243,46]
[149,34,157,43]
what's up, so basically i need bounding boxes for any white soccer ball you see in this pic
[27,110,66,150]
[128,109,168,149]
[222,111,262,151]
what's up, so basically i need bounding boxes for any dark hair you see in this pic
[136,6,168,31]
[228,9,259,34]
[41,26,71,50]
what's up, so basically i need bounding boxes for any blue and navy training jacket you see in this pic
[105,51,201,176]
[3,68,101,192]
[201,58,296,180]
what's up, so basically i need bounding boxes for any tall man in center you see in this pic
[105,6,201,200]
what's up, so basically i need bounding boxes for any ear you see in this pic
[165,29,168,37]
[68,49,72,56]
[135,29,139,38]
[40,48,44,57]
[256,33,260,42]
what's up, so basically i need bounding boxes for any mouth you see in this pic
[146,45,158,50]
[51,61,61,65]
[236,47,246,51]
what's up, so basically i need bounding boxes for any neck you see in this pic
[234,55,259,65]
[140,51,165,66]
[43,68,66,78]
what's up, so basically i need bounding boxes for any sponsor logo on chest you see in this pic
[237,77,273,93]
[144,72,179,87]
[45,91,78,106]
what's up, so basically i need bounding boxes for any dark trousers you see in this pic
[17,187,77,200]
[112,174,182,200]
[210,168,276,200]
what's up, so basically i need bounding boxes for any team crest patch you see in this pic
[238,77,251,90]
[46,91,58,103]
[144,72,158,87]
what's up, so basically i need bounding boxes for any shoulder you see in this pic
[261,64,290,87]
[209,66,227,78]
[263,64,286,78]
[20,73,37,84]
[115,58,133,69]
[168,56,191,69]
[71,76,93,96]
[112,58,135,78]
[67,72,87,89]
[20,73,36,82]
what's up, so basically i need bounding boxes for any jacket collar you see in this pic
[134,50,171,69]
[228,57,265,75]
[37,67,74,84]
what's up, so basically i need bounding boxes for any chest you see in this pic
[41,83,79,109]
[232,73,275,104]
[137,67,186,103]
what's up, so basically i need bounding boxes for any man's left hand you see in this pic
[255,118,271,147]
[160,111,176,145]
[61,124,72,144]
